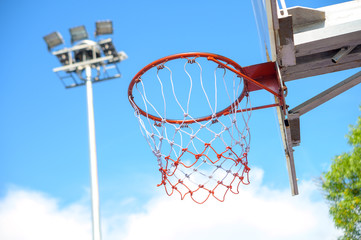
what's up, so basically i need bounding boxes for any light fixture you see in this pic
[55,52,71,65]
[95,20,113,36]
[98,38,117,56]
[43,32,64,50]
[69,25,88,44]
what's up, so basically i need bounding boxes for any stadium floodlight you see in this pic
[69,25,89,44]
[44,21,127,240]
[98,38,117,56]
[95,20,113,36]
[43,32,64,50]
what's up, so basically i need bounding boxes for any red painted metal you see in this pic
[128,52,286,124]
[236,103,280,113]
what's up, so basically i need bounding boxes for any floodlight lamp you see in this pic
[95,20,113,36]
[70,25,89,44]
[43,32,64,50]
[74,40,101,62]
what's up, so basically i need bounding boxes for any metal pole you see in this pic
[85,66,102,240]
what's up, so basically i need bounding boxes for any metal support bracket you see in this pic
[289,70,361,116]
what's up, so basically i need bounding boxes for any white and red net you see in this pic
[128,53,254,204]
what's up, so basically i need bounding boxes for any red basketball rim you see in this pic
[128,52,248,124]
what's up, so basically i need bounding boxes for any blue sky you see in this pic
[0,0,360,239]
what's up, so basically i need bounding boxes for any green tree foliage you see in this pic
[322,113,361,240]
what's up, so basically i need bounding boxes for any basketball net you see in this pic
[129,53,253,204]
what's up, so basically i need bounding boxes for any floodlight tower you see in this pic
[44,21,127,240]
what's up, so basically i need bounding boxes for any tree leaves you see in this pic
[322,113,361,240]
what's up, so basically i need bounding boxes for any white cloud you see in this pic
[0,169,342,240]
[0,188,91,240]
[122,168,342,240]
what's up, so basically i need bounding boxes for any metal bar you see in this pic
[52,43,99,55]
[275,98,299,195]
[284,120,299,195]
[85,66,102,240]
[332,45,357,63]
[279,0,289,17]
[53,55,113,72]
[65,75,121,89]
[289,70,361,116]
[235,103,280,113]
[266,0,279,61]
[207,57,281,97]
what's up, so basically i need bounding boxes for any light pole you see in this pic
[43,21,127,240]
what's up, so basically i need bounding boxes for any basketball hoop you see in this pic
[128,52,284,203]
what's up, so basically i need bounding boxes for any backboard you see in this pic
[252,0,361,195]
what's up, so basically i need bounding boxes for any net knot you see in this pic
[183,113,189,117]
[157,64,165,70]
[195,154,201,160]
[217,154,222,159]
[205,143,211,147]
[165,156,170,160]
[154,151,161,157]
[157,179,166,187]
[154,121,162,127]
[182,148,188,152]
[198,184,204,188]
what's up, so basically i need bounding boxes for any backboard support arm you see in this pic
[282,70,361,195]
[289,70,361,117]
